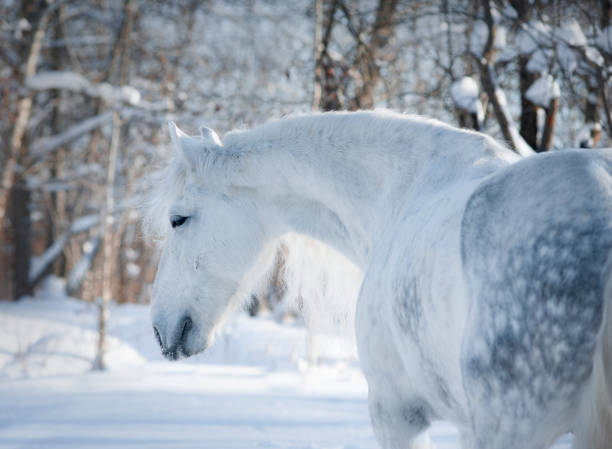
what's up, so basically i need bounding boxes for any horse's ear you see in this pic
[200,126,223,146]
[168,121,186,150]
[168,121,216,168]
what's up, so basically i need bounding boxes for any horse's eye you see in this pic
[170,215,189,228]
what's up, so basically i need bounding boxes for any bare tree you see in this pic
[313,0,343,111]
[0,0,54,299]
[313,0,400,112]
[472,0,519,151]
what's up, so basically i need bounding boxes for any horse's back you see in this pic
[460,149,612,448]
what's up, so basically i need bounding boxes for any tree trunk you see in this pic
[0,1,51,300]
[94,0,133,369]
[509,0,541,150]
[313,0,341,111]
[9,186,32,299]
[578,76,602,148]
[602,0,611,29]
[348,0,399,110]
[93,111,121,371]
[540,97,559,151]
[474,0,518,152]
[477,60,516,150]
[0,1,50,224]
[50,7,68,277]
[518,55,538,149]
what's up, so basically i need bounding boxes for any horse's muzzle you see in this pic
[153,315,196,361]
[161,345,190,361]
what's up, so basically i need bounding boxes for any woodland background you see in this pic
[1,0,611,318]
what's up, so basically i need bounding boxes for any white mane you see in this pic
[143,110,515,242]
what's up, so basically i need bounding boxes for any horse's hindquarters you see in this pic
[572,254,612,449]
[460,150,612,448]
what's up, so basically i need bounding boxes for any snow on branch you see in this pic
[67,235,101,295]
[517,19,609,75]
[450,77,484,123]
[26,71,141,105]
[30,112,113,159]
[470,20,506,58]
[495,89,535,157]
[29,215,101,285]
[29,232,70,285]
[70,215,100,234]
[526,75,560,108]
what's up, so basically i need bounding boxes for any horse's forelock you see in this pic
[141,156,190,243]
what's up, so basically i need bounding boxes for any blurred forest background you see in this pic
[1,0,611,311]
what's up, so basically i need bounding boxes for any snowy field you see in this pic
[0,280,572,449]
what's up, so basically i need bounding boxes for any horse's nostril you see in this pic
[180,316,193,343]
[153,326,162,349]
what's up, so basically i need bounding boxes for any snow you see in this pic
[502,4,518,19]
[519,21,586,73]
[29,216,101,283]
[554,20,587,74]
[526,74,561,107]
[67,237,101,293]
[0,280,573,448]
[495,25,507,50]
[0,366,375,449]
[584,46,605,67]
[556,20,587,47]
[126,262,141,277]
[470,21,506,57]
[517,21,551,55]
[70,214,100,234]
[29,234,70,283]
[17,17,31,32]
[26,71,141,106]
[576,123,604,148]
[509,125,536,157]
[469,21,488,57]
[450,77,484,122]
[30,112,114,158]
[26,71,91,91]
[495,89,536,157]
[526,48,551,74]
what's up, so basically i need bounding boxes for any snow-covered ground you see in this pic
[0,279,572,448]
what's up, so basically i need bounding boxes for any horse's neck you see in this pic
[224,114,514,268]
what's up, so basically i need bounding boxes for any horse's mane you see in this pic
[222,109,476,154]
[142,110,510,241]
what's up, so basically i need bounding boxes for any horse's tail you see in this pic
[573,253,612,449]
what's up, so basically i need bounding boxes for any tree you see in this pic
[0,0,53,299]
[313,0,400,111]
[1,0,610,315]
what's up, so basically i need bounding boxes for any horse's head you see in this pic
[148,122,270,360]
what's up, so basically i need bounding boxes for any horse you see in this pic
[144,110,612,449]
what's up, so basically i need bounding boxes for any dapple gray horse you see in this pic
[145,111,612,449]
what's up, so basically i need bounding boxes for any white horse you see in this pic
[144,110,612,449]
